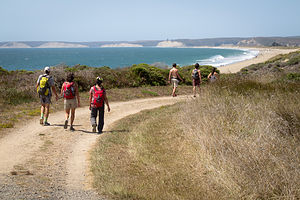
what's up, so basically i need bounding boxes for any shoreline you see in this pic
[0,46,299,72]
[215,47,299,73]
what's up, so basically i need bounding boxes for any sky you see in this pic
[1,0,300,42]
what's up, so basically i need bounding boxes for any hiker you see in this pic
[191,63,202,97]
[168,63,183,97]
[60,73,80,131]
[208,67,218,83]
[36,66,59,126]
[89,76,110,133]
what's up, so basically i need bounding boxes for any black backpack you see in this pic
[192,69,200,80]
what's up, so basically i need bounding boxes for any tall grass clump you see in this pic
[179,75,300,199]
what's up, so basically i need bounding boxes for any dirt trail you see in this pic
[0,96,189,199]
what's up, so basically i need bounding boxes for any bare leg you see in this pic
[40,104,45,124]
[44,104,50,118]
[65,108,70,121]
[70,108,75,126]
[193,86,196,97]
[41,105,45,116]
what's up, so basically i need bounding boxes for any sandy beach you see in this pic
[217,47,299,73]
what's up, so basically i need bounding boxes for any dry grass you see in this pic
[91,105,209,199]
[91,75,300,199]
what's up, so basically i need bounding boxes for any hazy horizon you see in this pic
[2,36,300,43]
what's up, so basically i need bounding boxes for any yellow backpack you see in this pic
[37,75,49,96]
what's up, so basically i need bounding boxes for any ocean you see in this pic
[0,47,259,71]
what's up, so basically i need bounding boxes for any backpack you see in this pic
[37,75,50,96]
[192,69,200,80]
[92,86,104,107]
[63,82,75,99]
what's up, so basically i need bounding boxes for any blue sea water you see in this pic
[0,47,258,71]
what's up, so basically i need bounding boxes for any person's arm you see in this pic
[104,93,110,112]
[60,83,64,97]
[52,86,59,101]
[36,76,41,90]
[75,83,80,107]
[208,73,212,79]
[89,89,93,110]
[176,70,183,82]
[168,70,171,83]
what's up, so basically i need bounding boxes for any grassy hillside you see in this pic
[241,50,300,76]
[91,74,300,199]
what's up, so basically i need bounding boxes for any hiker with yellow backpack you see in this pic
[36,66,58,126]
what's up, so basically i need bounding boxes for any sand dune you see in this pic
[218,47,299,73]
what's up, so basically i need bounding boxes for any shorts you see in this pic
[40,95,51,104]
[64,98,77,110]
[171,78,179,88]
[193,78,200,86]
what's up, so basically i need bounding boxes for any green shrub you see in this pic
[0,66,9,75]
[65,64,91,72]
[286,73,300,81]
[287,55,300,65]
[1,88,36,105]
[0,123,13,128]
[130,64,167,86]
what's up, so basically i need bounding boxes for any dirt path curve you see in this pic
[0,95,189,199]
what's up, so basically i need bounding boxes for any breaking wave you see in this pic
[197,49,259,67]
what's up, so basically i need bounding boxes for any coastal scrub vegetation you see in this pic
[91,73,300,199]
[0,63,214,131]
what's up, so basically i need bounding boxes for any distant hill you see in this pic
[1,37,300,48]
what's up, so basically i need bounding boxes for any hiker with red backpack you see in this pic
[36,66,59,126]
[89,76,110,133]
[61,73,80,131]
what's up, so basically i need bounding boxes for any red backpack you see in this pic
[92,86,104,107]
[63,82,75,99]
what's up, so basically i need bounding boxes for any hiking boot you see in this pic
[64,120,68,129]
[40,118,44,125]
[98,131,103,134]
[44,122,51,126]
[92,125,96,133]
[70,126,75,131]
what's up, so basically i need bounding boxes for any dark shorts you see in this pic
[193,79,200,86]
[40,95,51,104]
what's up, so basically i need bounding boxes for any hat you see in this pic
[44,66,50,72]
[96,76,103,81]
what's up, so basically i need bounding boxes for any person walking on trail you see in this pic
[208,67,218,83]
[89,76,110,134]
[36,66,58,126]
[61,73,80,131]
[168,63,183,97]
[192,63,202,97]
